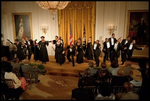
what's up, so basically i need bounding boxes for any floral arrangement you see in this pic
[20,62,45,70]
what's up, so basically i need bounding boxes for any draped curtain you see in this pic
[58,1,96,48]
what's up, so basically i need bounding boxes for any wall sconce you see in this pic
[40,25,49,34]
[108,24,117,35]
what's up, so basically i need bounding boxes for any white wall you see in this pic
[1,1,149,55]
[95,1,149,45]
[1,1,58,55]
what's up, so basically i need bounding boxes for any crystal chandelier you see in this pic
[36,1,70,12]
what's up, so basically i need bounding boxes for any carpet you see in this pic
[20,74,79,100]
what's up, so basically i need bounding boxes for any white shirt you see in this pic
[125,40,128,45]
[114,42,118,51]
[70,48,72,52]
[111,38,114,45]
[94,43,97,50]
[4,72,21,89]
[129,43,133,50]
[27,41,30,45]
[106,42,110,48]
[130,79,142,86]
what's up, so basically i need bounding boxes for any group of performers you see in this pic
[6,33,144,66]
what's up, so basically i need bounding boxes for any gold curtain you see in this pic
[58,1,96,48]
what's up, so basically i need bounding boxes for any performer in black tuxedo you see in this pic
[111,38,124,63]
[14,39,25,62]
[24,36,33,60]
[38,36,49,64]
[67,44,75,66]
[102,38,110,62]
[121,36,131,65]
[93,40,100,67]
[84,37,93,60]
[108,33,117,61]
[127,39,143,60]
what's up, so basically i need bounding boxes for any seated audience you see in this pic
[115,82,139,100]
[4,65,27,100]
[122,61,135,76]
[11,58,21,72]
[129,70,142,86]
[111,69,129,87]
[1,56,12,78]
[95,82,115,100]
[108,61,120,75]
[20,59,46,83]
[82,62,98,77]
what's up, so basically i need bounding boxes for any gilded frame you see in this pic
[127,10,149,44]
[12,12,33,41]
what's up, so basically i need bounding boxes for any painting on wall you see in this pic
[12,12,32,41]
[127,10,149,45]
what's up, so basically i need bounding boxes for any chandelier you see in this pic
[36,1,70,12]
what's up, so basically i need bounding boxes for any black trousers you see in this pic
[121,50,127,63]
[127,50,133,61]
[103,48,110,62]
[67,53,75,66]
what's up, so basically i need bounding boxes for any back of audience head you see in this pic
[88,61,94,68]
[1,56,8,62]
[85,68,91,77]
[117,69,124,76]
[125,61,132,67]
[13,58,19,63]
[5,65,13,73]
[130,70,142,81]
[23,59,30,65]
[101,62,107,70]
[124,82,133,91]
[111,61,119,68]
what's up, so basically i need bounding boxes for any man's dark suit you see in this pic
[67,46,75,66]
[25,39,33,60]
[127,44,142,60]
[112,42,123,62]
[121,39,131,64]
[108,37,117,61]
[102,42,110,62]
[93,43,100,67]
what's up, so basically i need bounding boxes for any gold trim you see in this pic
[126,10,148,38]
[12,12,33,40]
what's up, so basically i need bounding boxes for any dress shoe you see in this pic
[42,70,47,75]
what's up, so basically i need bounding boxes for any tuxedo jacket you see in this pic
[108,37,117,48]
[102,42,110,53]
[127,44,142,53]
[93,43,100,57]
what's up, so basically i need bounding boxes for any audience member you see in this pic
[129,70,142,86]
[122,61,135,76]
[111,69,128,87]
[108,61,120,75]
[1,56,12,78]
[115,82,139,100]
[4,65,27,100]
[95,82,115,100]
[82,62,98,77]
[11,58,21,72]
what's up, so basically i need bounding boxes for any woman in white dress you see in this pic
[17,19,24,40]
